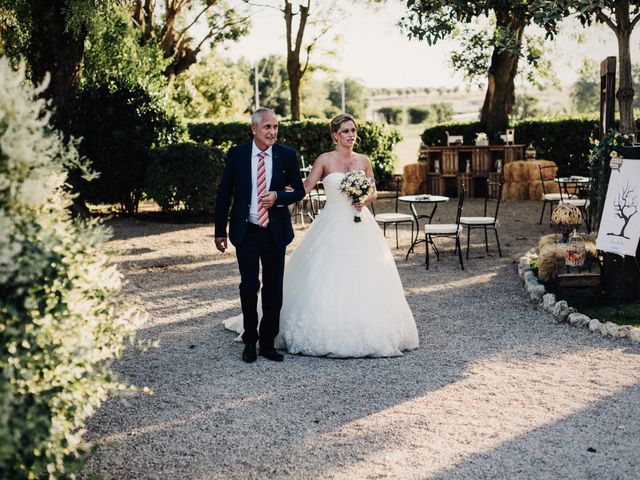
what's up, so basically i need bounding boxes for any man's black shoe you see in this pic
[242,344,257,363]
[259,348,284,362]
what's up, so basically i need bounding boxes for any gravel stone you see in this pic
[542,293,556,312]
[568,313,591,328]
[82,199,640,480]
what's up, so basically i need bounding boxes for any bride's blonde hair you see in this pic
[330,113,358,143]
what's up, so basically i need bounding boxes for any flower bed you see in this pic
[518,242,640,343]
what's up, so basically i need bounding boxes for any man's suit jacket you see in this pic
[214,142,306,248]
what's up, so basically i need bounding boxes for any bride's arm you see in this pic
[352,156,377,212]
[363,156,377,205]
[303,155,326,194]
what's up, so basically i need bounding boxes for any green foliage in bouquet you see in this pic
[146,142,227,213]
[0,59,135,478]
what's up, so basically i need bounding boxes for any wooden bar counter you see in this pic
[402,143,526,196]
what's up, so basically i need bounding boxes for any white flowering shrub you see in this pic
[0,58,134,478]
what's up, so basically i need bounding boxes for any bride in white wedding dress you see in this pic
[225,114,419,357]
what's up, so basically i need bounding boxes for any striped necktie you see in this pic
[256,151,269,227]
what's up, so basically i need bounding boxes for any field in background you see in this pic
[393,124,424,174]
[371,85,574,174]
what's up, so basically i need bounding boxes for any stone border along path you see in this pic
[83,199,640,480]
[519,250,640,343]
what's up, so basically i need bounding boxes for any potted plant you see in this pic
[475,132,489,146]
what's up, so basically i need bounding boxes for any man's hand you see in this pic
[260,191,277,209]
[215,237,228,253]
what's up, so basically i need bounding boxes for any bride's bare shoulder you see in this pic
[316,151,336,160]
[314,151,336,165]
[354,152,371,166]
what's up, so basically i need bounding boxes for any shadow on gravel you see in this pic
[84,254,637,479]
[106,217,214,242]
[433,382,640,479]
[83,204,638,479]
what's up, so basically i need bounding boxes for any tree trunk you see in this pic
[287,57,302,120]
[480,11,523,138]
[614,3,637,135]
[284,1,309,120]
[29,0,86,122]
[479,49,519,137]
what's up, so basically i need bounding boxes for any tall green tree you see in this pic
[277,0,335,120]
[132,0,250,80]
[174,51,252,119]
[571,59,599,113]
[0,0,112,121]
[243,1,382,120]
[249,54,291,116]
[513,93,541,120]
[568,0,639,134]
[401,1,569,136]
[327,78,370,119]
[83,4,169,91]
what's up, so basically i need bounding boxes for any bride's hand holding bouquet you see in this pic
[339,169,375,223]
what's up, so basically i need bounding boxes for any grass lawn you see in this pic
[568,297,640,328]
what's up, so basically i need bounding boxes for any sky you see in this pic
[223,2,637,89]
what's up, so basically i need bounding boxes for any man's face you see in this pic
[252,112,278,150]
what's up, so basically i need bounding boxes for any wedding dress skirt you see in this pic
[224,172,419,357]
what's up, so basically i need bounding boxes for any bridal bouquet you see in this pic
[339,169,375,223]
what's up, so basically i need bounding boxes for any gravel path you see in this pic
[84,199,640,479]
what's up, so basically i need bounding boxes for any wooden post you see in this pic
[600,57,616,139]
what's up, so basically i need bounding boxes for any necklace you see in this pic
[340,155,359,173]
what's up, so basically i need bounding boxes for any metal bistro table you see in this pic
[554,176,592,231]
[554,176,591,195]
[398,194,449,260]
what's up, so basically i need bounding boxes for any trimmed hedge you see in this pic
[68,80,187,215]
[421,116,640,175]
[188,119,402,181]
[146,142,227,213]
[408,106,429,124]
[377,106,404,125]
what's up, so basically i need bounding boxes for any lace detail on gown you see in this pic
[224,172,419,357]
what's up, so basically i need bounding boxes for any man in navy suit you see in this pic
[214,108,305,363]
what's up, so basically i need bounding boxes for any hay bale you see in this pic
[538,243,565,282]
[529,182,544,201]
[502,181,529,200]
[510,162,530,182]
[529,180,559,200]
[503,162,516,182]
[537,161,558,180]
[525,160,556,181]
[403,163,426,195]
[538,234,562,251]
[537,237,597,282]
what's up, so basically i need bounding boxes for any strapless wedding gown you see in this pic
[224,172,419,357]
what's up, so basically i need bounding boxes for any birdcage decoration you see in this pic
[525,143,537,160]
[564,230,586,267]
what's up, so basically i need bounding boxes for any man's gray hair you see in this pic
[251,108,277,126]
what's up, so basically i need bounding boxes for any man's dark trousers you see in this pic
[236,223,285,351]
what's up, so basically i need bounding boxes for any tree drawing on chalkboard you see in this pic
[607,182,638,239]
